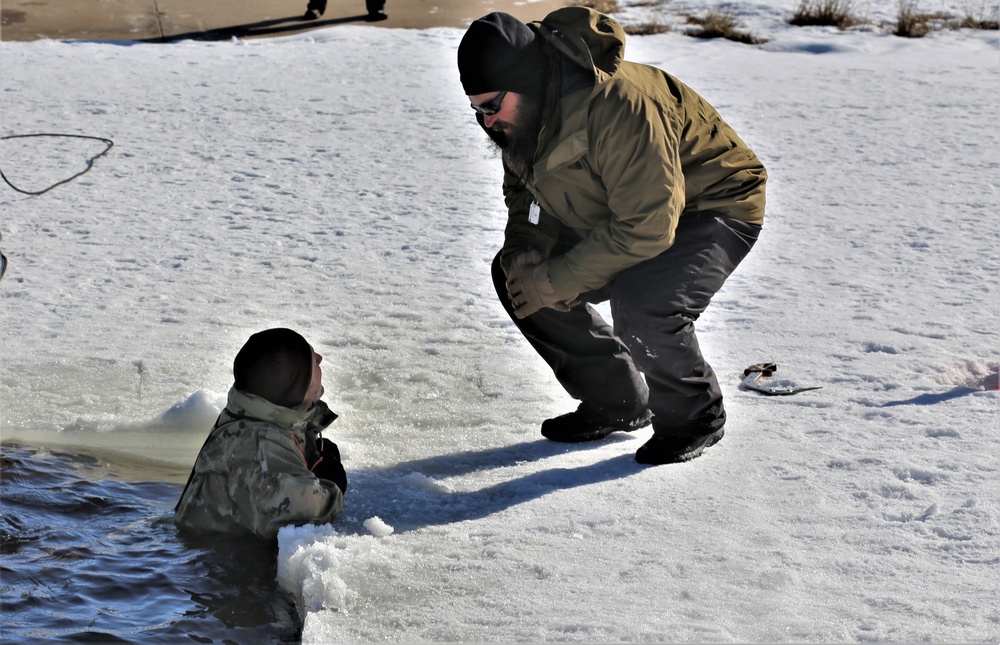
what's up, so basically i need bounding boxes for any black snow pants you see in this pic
[492,211,761,439]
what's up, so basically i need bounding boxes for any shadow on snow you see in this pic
[345,437,647,534]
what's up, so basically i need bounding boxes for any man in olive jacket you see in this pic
[458,8,766,465]
[174,328,347,540]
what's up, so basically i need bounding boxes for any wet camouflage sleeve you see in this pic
[243,428,344,539]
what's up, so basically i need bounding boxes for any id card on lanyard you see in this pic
[529,201,540,225]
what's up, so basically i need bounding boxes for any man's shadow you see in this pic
[340,436,649,534]
[140,14,373,43]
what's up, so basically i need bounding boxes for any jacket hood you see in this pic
[531,6,625,77]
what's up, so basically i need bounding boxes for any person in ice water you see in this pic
[457,8,767,465]
[174,328,347,540]
[303,0,387,22]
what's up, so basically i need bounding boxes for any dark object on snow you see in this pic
[741,363,822,396]
[0,232,7,283]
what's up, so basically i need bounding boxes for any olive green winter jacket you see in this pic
[501,7,767,302]
[174,388,344,540]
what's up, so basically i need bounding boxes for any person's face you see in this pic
[298,349,324,410]
[469,89,543,181]
[468,90,524,142]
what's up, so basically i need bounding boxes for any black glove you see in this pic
[312,438,348,494]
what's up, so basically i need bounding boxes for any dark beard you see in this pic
[483,95,544,183]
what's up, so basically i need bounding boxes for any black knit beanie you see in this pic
[458,12,547,98]
[233,328,314,409]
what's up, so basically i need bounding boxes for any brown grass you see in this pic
[893,2,948,37]
[686,10,768,44]
[954,14,999,29]
[954,2,1000,30]
[787,0,997,37]
[788,0,864,29]
[623,20,671,35]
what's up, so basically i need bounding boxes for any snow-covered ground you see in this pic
[1,0,998,641]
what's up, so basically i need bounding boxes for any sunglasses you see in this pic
[470,91,508,116]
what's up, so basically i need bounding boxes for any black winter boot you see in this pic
[303,0,325,20]
[365,0,387,20]
[635,427,724,465]
[541,406,652,443]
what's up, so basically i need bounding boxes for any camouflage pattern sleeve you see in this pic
[241,428,345,540]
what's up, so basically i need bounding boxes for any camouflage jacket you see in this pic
[174,387,344,540]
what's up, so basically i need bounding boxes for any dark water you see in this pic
[0,444,301,644]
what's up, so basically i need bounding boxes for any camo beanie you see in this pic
[458,12,547,98]
[233,328,313,409]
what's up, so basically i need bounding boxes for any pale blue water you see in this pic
[0,444,301,643]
